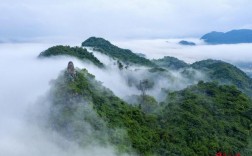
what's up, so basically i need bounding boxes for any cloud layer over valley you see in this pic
[0,43,121,156]
[114,39,252,63]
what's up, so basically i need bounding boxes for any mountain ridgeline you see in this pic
[82,37,156,67]
[39,45,104,67]
[38,37,252,156]
[38,37,252,97]
[152,56,189,70]
[152,57,252,96]
[48,65,252,156]
[201,29,252,44]
[191,59,252,96]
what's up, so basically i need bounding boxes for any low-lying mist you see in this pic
[1,39,251,155]
[114,38,252,63]
[85,47,207,102]
[0,43,121,156]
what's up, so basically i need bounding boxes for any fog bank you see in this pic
[0,43,119,156]
[114,39,252,63]
[1,39,251,155]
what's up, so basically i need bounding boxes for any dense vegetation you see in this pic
[38,38,252,155]
[233,62,252,78]
[82,37,155,67]
[159,81,252,156]
[201,29,252,44]
[39,45,104,67]
[191,59,252,96]
[49,69,160,155]
[48,67,252,156]
[152,56,189,70]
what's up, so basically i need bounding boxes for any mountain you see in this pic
[82,37,155,67]
[191,59,252,96]
[152,56,189,69]
[233,62,252,78]
[135,53,146,58]
[39,45,104,67]
[48,67,160,155]
[160,82,252,156]
[178,40,196,46]
[48,66,252,156]
[38,42,252,97]
[201,29,252,44]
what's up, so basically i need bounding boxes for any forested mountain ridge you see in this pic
[38,38,252,99]
[48,67,160,155]
[39,45,104,67]
[34,36,252,156]
[159,81,252,156]
[82,37,156,67]
[152,56,189,70]
[191,59,252,96]
[47,63,252,156]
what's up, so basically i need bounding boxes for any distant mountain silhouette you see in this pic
[201,29,252,44]
[178,40,196,46]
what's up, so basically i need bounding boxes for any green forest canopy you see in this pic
[49,68,252,156]
[82,37,155,67]
[39,45,104,67]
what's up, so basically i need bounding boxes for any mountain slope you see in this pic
[191,59,252,96]
[233,62,252,78]
[48,65,252,156]
[159,82,252,156]
[82,37,155,67]
[201,29,252,44]
[39,45,104,67]
[48,68,160,155]
[152,56,189,69]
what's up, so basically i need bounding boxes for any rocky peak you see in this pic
[66,61,76,79]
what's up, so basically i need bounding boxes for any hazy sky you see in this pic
[1,0,252,41]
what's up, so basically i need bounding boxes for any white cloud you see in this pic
[1,39,252,155]
[0,43,121,156]
[114,38,252,63]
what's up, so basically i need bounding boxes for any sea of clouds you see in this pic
[1,39,252,155]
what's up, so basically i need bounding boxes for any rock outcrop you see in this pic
[66,61,76,80]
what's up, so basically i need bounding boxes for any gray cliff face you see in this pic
[67,61,76,79]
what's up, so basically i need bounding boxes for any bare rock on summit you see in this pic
[67,61,76,79]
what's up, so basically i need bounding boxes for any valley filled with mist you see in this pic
[1,37,252,156]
